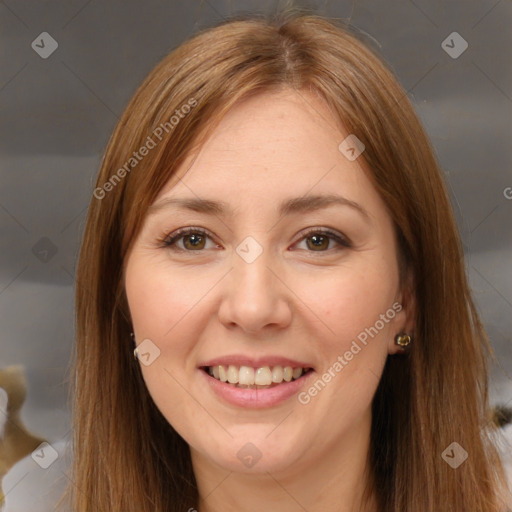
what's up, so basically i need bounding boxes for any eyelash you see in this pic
[160,227,215,252]
[298,228,352,251]
[159,226,351,254]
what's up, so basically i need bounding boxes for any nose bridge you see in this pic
[218,241,291,332]
[234,247,273,298]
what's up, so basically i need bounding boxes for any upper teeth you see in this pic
[207,365,308,386]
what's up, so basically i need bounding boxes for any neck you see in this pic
[191,409,378,512]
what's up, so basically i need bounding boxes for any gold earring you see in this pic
[131,332,138,360]
[394,333,412,348]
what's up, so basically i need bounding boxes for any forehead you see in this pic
[154,89,377,211]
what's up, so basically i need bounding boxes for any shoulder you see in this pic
[2,440,70,512]
[500,423,512,489]
[494,423,512,505]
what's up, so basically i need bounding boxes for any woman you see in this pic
[71,11,512,512]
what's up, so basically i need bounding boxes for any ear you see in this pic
[388,269,416,355]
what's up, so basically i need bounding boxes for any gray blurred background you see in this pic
[0,0,511,471]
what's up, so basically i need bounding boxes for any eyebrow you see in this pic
[148,194,370,220]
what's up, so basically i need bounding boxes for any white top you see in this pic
[2,440,69,512]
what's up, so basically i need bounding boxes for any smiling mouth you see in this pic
[201,364,313,389]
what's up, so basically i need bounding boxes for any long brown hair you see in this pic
[70,10,511,511]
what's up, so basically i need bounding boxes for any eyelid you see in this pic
[160,226,351,253]
[161,226,218,249]
[293,226,351,249]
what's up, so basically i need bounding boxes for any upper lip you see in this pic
[199,355,314,370]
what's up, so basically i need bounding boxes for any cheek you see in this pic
[306,264,399,346]
[124,260,209,436]
[125,257,209,339]
[304,268,397,411]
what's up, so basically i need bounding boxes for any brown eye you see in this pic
[182,233,206,250]
[306,234,330,251]
[162,228,216,252]
[294,228,351,253]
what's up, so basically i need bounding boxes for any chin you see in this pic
[195,431,306,474]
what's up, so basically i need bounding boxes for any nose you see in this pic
[217,248,293,335]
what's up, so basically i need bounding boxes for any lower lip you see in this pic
[199,369,315,409]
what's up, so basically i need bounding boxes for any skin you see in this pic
[124,88,415,512]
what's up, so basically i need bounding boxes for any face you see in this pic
[124,88,413,478]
